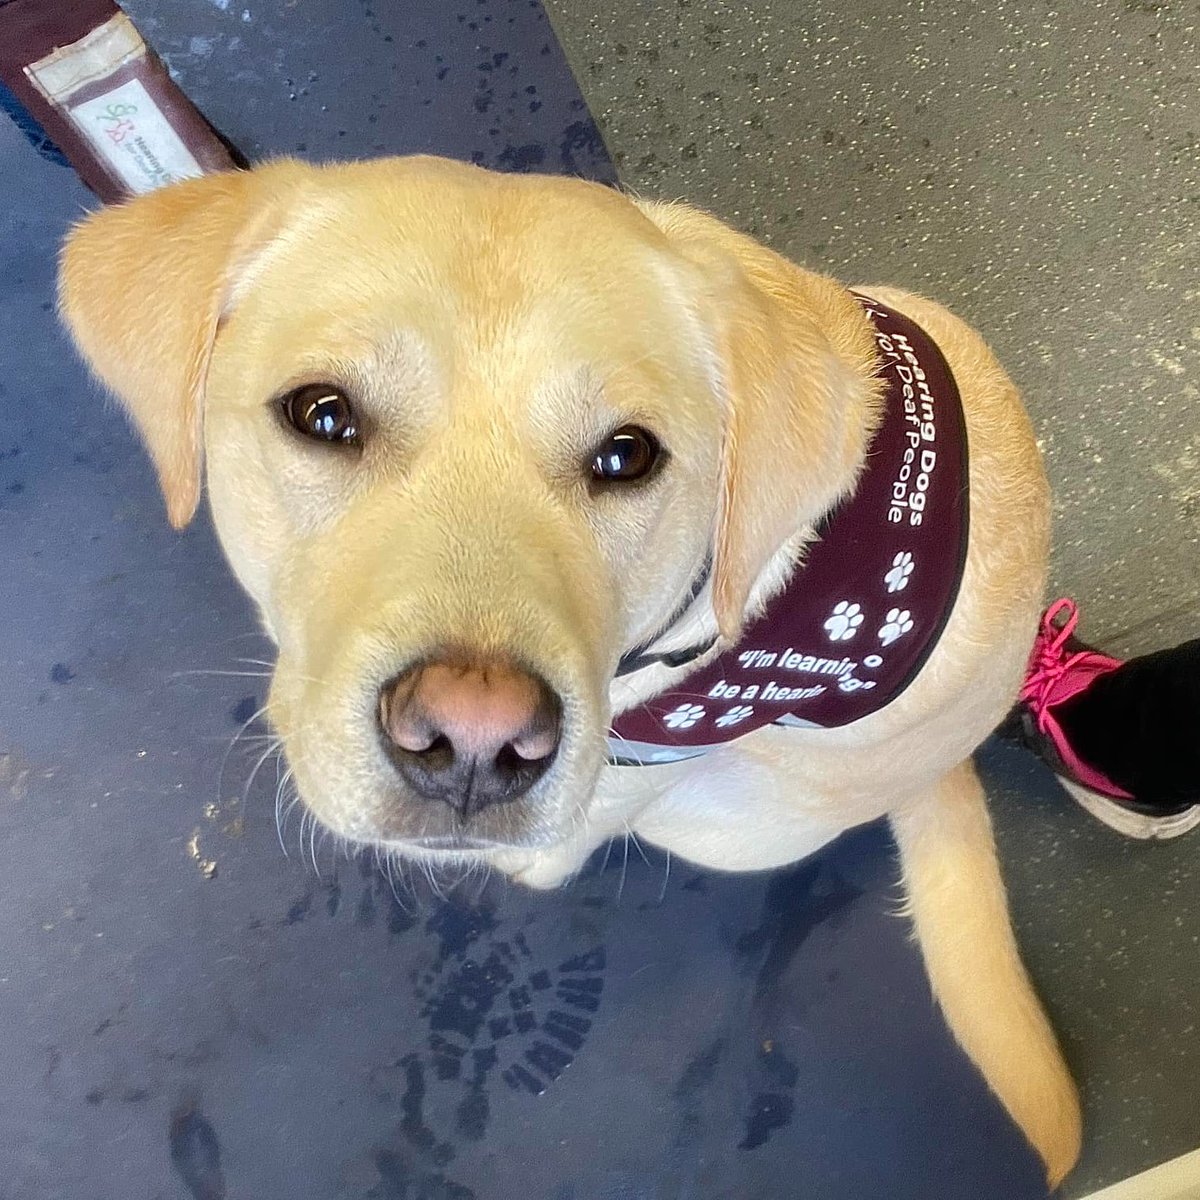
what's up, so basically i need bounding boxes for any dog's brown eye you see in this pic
[281,385,358,445]
[590,426,661,483]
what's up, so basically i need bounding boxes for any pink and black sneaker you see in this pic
[1012,599,1200,840]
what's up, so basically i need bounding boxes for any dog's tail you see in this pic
[890,759,1082,1188]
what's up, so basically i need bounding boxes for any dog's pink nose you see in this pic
[379,654,561,816]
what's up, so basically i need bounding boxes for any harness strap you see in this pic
[613,556,716,678]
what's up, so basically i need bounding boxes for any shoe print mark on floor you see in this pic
[361,895,606,1194]
[415,933,605,1109]
[282,858,419,936]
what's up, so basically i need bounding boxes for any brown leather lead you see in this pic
[0,0,239,203]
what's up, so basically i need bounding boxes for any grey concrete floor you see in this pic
[543,0,1200,1192]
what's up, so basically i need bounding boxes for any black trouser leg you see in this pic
[1055,639,1200,810]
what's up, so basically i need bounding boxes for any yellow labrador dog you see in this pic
[59,156,1080,1185]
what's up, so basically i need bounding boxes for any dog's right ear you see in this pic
[632,198,879,642]
[58,162,305,528]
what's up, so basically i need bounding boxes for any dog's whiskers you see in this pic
[218,700,276,801]
[242,739,285,813]
[382,851,412,913]
[616,831,631,903]
[171,669,275,680]
[274,767,297,856]
[308,812,322,880]
[627,823,652,870]
[598,837,615,876]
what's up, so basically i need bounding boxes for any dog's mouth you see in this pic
[398,834,516,853]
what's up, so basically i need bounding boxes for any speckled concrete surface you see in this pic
[546,0,1200,656]
[543,0,1200,1193]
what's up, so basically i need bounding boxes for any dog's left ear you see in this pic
[633,200,879,641]
[59,161,307,528]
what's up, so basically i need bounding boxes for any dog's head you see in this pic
[59,157,874,867]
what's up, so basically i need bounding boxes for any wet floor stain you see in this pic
[739,1041,800,1152]
[737,860,864,1007]
[672,1037,727,1151]
[169,1103,226,1200]
[286,891,313,925]
[368,1148,476,1200]
[728,861,865,1152]
[738,1090,795,1152]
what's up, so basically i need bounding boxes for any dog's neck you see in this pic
[609,526,816,713]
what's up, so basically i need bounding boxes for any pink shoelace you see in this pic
[1020,598,1134,798]
[1020,599,1089,733]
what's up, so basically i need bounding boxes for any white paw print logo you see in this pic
[878,608,914,646]
[715,704,754,728]
[663,703,706,729]
[824,600,864,642]
[884,551,915,594]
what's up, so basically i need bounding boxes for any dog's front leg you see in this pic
[890,759,1082,1188]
